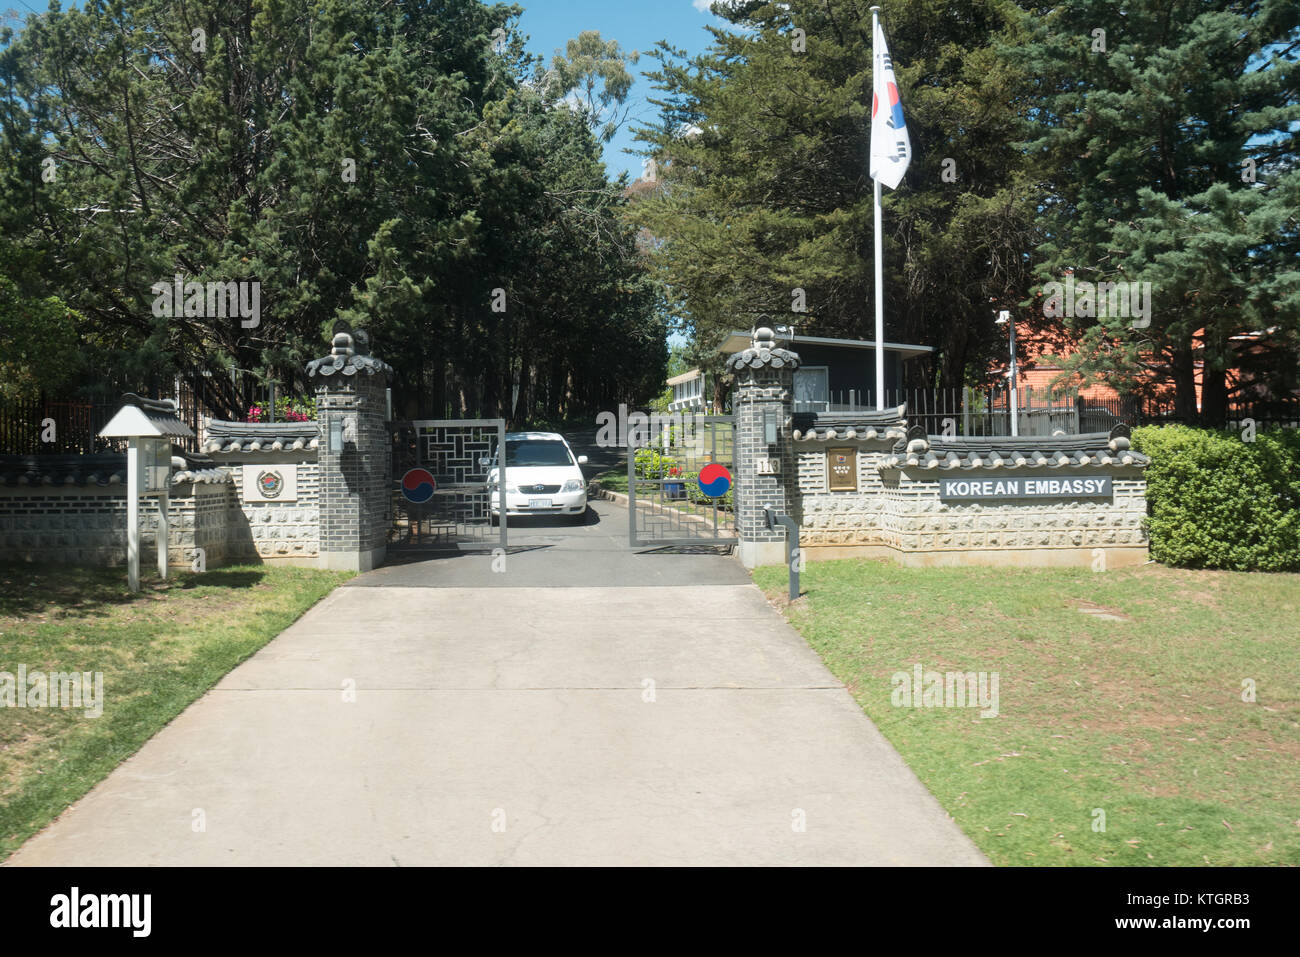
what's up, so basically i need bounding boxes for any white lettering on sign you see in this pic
[940,474,1111,501]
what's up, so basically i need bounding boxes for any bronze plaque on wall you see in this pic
[827,447,858,491]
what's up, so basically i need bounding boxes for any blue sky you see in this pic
[513,0,723,181]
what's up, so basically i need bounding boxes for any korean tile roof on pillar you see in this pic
[882,424,1150,471]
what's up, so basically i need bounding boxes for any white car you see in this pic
[487,432,589,524]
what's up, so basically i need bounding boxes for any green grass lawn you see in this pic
[592,469,628,494]
[0,562,351,861]
[753,559,1300,866]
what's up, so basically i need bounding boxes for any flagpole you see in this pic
[874,172,884,411]
[871,6,885,411]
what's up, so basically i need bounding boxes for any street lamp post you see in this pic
[996,310,1018,436]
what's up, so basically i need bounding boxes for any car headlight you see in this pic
[561,479,585,493]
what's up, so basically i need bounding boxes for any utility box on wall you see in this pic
[827,447,858,491]
[764,409,779,446]
[137,437,172,494]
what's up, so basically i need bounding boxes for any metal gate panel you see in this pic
[628,414,736,548]
[389,419,507,551]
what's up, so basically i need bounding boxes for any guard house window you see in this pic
[793,367,829,413]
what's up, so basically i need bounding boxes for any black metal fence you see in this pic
[0,367,312,455]
[0,397,121,455]
[1077,394,1300,433]
[795,387,1079,437]
[794,387,1300,436]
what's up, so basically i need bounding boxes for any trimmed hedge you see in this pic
[1132,425,1300,571]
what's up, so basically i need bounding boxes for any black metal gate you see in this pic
[389,419,507,551]
[628,414,736,547]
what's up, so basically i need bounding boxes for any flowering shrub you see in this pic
[244,395,316,423]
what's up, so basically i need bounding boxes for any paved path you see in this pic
[10,498,987,866]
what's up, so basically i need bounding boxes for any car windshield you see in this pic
[505,439,574,468]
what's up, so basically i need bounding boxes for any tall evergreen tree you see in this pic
[633,0,1039,393]
[0,1,664,421]
[1013,0,1300,422]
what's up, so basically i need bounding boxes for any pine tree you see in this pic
[632,0,1039,390]
[1013,0,1300,423]
[0,1,664,419]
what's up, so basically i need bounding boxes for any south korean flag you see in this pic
[869,17,912,190]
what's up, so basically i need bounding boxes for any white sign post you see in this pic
[100,397,195,593]
[127,441,140,592]
[158,489,169,581]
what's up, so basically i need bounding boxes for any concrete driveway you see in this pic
[9,497,987,866]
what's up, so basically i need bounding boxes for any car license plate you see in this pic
[529,498,552,509]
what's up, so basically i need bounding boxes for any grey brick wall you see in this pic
[0,449,322,569]
[0,489,135,565]
[0,484,240,567]
[316,376,389,566]
[733,372,795,544]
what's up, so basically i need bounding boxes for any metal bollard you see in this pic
[763,506,801,601]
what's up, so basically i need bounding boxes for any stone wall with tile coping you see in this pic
[0,448,321,569]
[789,440,1149,567]
[0,483,242,567]
[872,467,1148,559]
[202,452,321,564]
[794,435,898,548]
[1,321,394,573]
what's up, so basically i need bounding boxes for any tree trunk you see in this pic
[548,360,562,420]
[431,358,446,420]
[1171,341,1198,423]
[1201,361,1229,427]
[940,317,969,390]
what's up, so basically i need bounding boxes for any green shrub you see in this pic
[1132,424,1300,571]
[683,470,733,510]
[633,446,677,478]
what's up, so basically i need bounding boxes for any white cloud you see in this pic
[694,0,750,16]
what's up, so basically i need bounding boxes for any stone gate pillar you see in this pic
[727,326,800,568]
[306,322,394,572]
